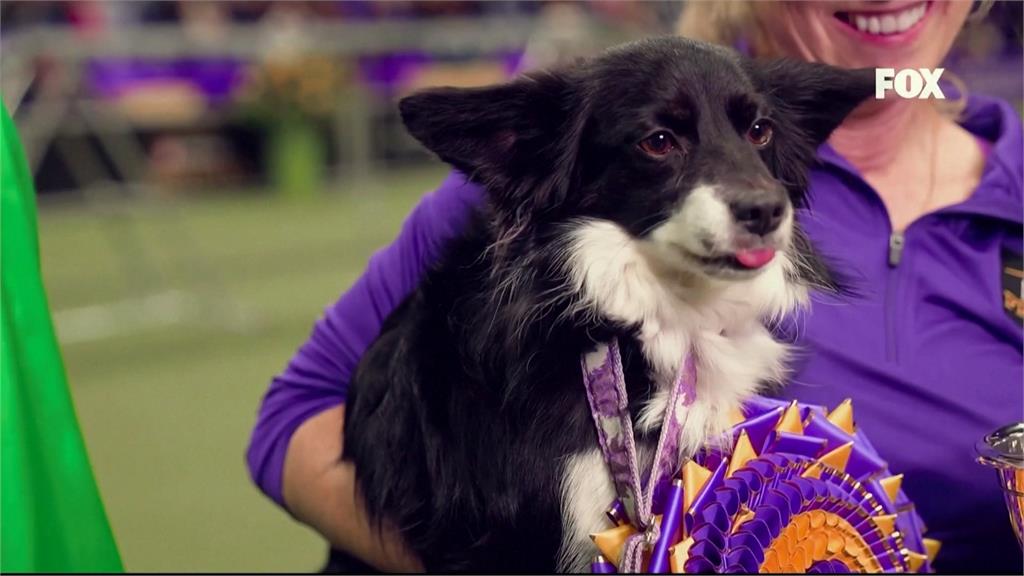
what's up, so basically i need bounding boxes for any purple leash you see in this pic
[580,338,697,573]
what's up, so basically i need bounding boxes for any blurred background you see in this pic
[1,1,1021,571]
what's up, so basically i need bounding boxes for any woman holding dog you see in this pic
[248,1,1022,572]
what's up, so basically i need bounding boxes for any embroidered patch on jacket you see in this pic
[1001,249,1024,325]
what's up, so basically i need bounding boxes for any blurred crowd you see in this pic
[1,1,1019,198]
[1,1,684,31]
[3,1,685,196]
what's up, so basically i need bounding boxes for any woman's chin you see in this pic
[813,38,939,76]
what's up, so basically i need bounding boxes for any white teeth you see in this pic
[880,15,897,33]
[849,2,926,35]
[898,11,914,30]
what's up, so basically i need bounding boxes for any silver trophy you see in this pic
[976,423,1024,548]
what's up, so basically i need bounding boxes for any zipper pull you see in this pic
[888,232,905,267]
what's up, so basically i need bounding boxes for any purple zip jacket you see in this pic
[248,95,1023,572]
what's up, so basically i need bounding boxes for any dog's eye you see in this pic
[746,119,773,148]
[638,131,678,157]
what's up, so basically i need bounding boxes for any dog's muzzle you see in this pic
[647,183,793,277]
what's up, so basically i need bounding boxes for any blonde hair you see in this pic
[676,2,754,48]
[675,1,996,119]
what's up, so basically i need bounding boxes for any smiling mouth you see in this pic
[834,2,929,36]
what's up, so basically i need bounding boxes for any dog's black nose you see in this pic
[730,200,785,236]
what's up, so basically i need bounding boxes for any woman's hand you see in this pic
[282,405,424,572]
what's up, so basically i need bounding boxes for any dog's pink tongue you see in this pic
[734,248,776,269]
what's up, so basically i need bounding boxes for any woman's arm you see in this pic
[246,171,483,568]
[282,405,422,571]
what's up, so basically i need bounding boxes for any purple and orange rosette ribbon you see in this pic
[590,397,941,573]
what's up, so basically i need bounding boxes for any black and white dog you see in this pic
[337,37,873,573]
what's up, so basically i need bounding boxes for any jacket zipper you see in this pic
[888,232,905,267]
[885,225,918,362]
[885,229,911,362]
[884,254,900,362]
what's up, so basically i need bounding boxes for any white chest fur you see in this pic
[555,219,807,571]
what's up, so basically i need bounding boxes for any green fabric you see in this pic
[1,101,123,572]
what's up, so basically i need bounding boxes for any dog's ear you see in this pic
[399,70,585,225]
[750,59,875,146]
[744,59,874,205]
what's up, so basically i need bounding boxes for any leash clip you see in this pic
[641,523,660,550]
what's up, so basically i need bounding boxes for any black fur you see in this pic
[331,37,874,572]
